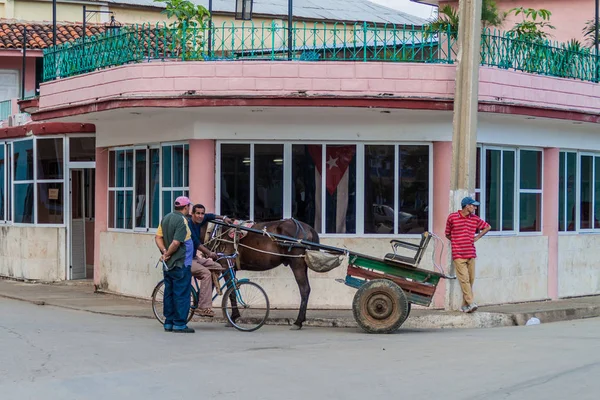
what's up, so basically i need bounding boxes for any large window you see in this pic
[108,144,186,231]
[0,143,6,222]
[476,146,542,233]
[219,142,431,236]
[560,151,600,232]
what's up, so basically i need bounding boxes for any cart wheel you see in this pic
[401,303,412,325]
[352,279,409,334]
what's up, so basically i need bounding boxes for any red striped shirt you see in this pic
[445,211,490,260]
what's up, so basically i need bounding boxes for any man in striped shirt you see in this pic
[445,197,491,313]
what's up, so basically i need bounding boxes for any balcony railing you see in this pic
[42,22,600,84]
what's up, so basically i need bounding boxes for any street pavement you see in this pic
[1,298,599,400]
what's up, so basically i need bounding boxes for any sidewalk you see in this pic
[1,277,600,330]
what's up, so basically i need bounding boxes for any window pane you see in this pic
[37,182,64,224]
[476,147,481,190]
[502,151,515,231]
[566,153,576,231]
[163,191,172,216]
[398,145,429,234]
[558,152,565,231]
[595,157,600,229]
[116,191,125,229]
[135,150,147,228]
[69,137,96,162]
[14,183,34,223]
[325,145,356,234]
[184,144,190,187]
[485,149,501,231]
[0,144,4,220]
[116,150,125,188]
[125,150,133,188]
[220,144,250,220]
[173,145,184,187]
[108,192,115,228]
[580,155,593,229]
[109,151,116,187]
[149,149,160,228]
[364,145,394,234]
[162,146,172,187]
[520,150,542,190]
[125,191,133,230]
[254,144,284,221]
[292,144,321,232]
[520,193,541,232]
[13,139,33,181]
[37,138,64,180]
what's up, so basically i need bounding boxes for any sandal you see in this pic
[195,308,215,318]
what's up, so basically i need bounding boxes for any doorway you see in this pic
[69,168,95,280]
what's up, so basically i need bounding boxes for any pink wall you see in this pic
[0,54,38,97]
[432,141,452,308]
[543,148,560,300]
[94,148,108,286]
[440,0,593,44]
[188,139,216,211]
[38,62,600,118]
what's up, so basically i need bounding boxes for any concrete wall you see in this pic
[558,235,600,298]
[0,225,66,281]
[97,230,435,308]
[447,236,550,307]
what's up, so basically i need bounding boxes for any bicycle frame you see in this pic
[190,252,251,307]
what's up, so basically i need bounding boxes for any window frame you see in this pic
[577,151,600,233]
[216,141,433,238]
[35,136,67,226]
[107,142,188,234]
[0,142,8,224]
[558,150,578,234]
[477,145,543,236]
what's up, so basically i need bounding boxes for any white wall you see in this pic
[0,226,66,281]
[558,235,600,298]
[447,236,549,308]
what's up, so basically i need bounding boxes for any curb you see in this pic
[3,291,600,330]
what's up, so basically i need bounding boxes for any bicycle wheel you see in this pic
[151,280,198,325]
[221,281,270,332]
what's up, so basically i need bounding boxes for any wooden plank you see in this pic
[351,256,442,286]
[347,265,436,298]
[343,275,434,307]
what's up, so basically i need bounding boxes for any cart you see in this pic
[211,221,455,334]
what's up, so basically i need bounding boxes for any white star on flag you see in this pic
[326,156,338,170]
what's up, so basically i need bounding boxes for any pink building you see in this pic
[3,7,600,311]
[416,0,596,44]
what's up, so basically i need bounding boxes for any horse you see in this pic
[202,218,319,330]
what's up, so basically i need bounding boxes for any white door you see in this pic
[0,70,19,101]
[69,170,86,279]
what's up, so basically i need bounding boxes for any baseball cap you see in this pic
[461,196,480,208]
[174,196,191,207]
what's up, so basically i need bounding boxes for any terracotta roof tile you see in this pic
[0,19,107,50]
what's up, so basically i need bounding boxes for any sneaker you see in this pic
[173,326,195,333]
[461,305,469,313]
[467,303,478,313]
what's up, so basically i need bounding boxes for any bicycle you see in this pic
[151,252,270,332]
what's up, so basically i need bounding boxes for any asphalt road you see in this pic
[1,298,599,400]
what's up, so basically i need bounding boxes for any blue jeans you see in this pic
[163,264,192,329]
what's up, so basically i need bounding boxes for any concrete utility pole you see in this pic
[450,0,482,208]
[448,0,482,310]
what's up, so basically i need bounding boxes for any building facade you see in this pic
[3,4,600,310]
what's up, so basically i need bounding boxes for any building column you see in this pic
[93,147,108,287]
[432,142,453,309]
[543,148,560,299]
[188,139,216,211]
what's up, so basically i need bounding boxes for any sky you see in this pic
[369,0,437,20]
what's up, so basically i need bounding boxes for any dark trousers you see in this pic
[163,265,192,328]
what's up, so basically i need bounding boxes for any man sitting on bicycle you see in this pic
[187,204,233,317]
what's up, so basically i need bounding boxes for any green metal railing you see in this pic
[42,22,600,84]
